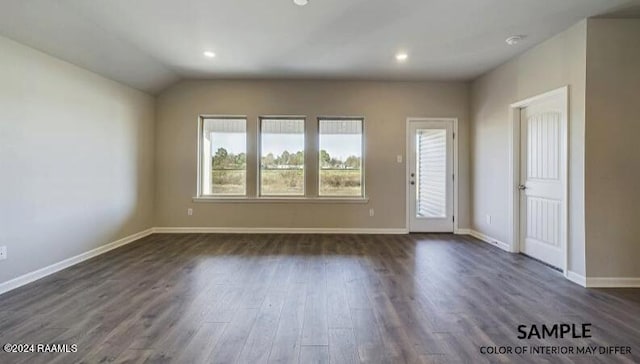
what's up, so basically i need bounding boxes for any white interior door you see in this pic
[519,95,566,269]
[408,120,454,232]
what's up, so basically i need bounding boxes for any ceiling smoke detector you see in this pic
[505,35,526,45]
[294,0,309,6]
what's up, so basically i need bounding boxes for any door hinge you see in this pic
[453,216,455,222]
[452,174,455,181]
[453,132,455,139]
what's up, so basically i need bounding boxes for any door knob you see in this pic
[410,181,415,185]
[518,184,527,190]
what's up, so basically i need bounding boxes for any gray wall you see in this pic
[470,21,587,275]
[155,80,470,230]
[0,36,156,284]
[585,19,640,278]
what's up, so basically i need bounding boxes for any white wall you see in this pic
[470,21,587,275]
[0,36,156,284]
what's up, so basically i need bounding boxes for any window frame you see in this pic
[197,115,248,198]
[257,116,307,197]
[317,116,366,198]
[194,114,368,203]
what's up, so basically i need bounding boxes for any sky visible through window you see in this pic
[211,133,361,159]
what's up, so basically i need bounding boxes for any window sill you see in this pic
[192,196,369,204]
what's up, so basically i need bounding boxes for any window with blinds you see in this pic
[416,129,446,217]
[197,115,367,200]
[200,117,247,196]
[260,118,305,196]
[318,118,363,196]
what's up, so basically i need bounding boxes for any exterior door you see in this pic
[408,120,454,232]
[519,95,566,269]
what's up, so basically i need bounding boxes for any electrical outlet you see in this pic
[0,246,7,261]
[486,214,492,224]
[369,208,375,217]
[396,155,403,163]
[187,208,193,216]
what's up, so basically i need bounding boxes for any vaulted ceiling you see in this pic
[0,0,637,94]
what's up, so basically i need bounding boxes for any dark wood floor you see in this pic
[1,234,639,364]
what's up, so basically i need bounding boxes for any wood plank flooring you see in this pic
[0,233,639,363]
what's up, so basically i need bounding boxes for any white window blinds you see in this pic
[416,129,446,218]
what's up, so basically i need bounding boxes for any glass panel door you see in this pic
[408,120,454,232]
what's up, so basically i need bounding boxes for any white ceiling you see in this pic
[0,0,637,94]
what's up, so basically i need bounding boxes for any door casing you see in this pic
[508,86,569,275]
[405,117,459,233]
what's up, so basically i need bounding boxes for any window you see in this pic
[197,115,366,201]
[318,118,363,196]
[200,117,247,196]
[260,118,305,196]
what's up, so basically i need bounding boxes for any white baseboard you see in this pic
[566,271,587,287]
[0,228,154,296]
[153,227,409,234]
[568,273,640,288]
[454,228,472,235]
[467,229,513,252]
[586,277,640,288]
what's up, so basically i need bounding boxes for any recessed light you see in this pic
[203,51,216,58]
[294,0,308,6]
[396,53,408,62]
[505,35,526,45]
